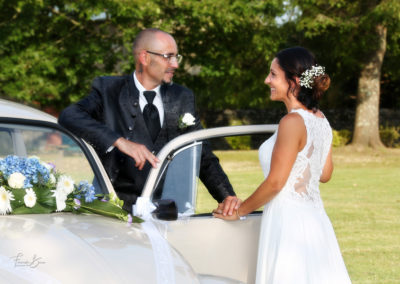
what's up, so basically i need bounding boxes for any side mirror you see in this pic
[152,199,178,221]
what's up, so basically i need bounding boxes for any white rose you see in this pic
[8,172,26,189]
[182,113,195,126]
[23,188,37,208]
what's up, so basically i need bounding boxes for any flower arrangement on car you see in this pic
[0,155,141,223]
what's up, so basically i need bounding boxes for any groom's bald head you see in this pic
[133,28,173,61]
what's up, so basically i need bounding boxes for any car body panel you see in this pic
[166,215,261,284]
[0,214,199,284]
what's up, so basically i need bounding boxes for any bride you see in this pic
[213,47,351,283]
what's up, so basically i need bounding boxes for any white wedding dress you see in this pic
[256,109,351,284]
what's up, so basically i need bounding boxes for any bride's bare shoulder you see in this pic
[278,112,305,131]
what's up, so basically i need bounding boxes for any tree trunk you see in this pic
[351,24,387,148]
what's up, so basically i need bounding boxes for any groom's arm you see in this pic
[199,142,235,201]
[58,77,121,153]
[199,142,241,216]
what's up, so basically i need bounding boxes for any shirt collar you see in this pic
[133,72,161,95]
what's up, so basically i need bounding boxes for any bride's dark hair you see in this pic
[275,47,330,111]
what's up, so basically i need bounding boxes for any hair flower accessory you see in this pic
[179,113,195,129]
[299,65,325,89]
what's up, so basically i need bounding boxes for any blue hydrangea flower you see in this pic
[78,181,96,203]
[0,156,50,188]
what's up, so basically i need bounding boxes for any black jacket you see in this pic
[59,74,235,209]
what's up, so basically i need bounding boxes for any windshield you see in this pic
[0,123,103,194]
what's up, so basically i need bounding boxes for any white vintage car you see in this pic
[0,98,277,284]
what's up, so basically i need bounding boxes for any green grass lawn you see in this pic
[196,146,400,283]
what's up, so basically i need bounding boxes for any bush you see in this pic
[380,125,400,148]
[225,135,252,150]
[332,129,352,147]
[225,119,252,150]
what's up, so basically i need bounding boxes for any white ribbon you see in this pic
[133,196,157,219]
[133,197,175,284]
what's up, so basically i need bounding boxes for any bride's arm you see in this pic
[214,113,305,220]
[320,146,333,183]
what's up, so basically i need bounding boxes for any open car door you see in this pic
[142,125,277,284]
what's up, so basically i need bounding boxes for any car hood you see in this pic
[0,214,199,284]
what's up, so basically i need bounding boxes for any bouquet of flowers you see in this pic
[0,155,141,223]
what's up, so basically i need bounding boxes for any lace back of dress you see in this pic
[293,143,314,196]
[286,110,332,206]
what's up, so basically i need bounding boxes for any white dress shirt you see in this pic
[133,72,164,126]
[106,72,165,153]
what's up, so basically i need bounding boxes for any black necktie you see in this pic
[143,91,161,143]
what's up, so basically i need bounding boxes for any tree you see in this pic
[0,0,286,112]
[157,0,286,109]
[0,0,125,111]
[292,0,400,148]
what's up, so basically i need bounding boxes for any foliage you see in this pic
[164,0,286,109]
[288,0,400,147]
[0,0,286,111]
[225,135,252,150]
[2,1,400,115]
[0,155,141,222]
[330,126,400,148]
[283,0,400,109]
[379,125,400,147]
[0,0,117,110]
[223,119,252,149]
[332,129,352,147]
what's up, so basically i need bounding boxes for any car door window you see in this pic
[151,142,203,215]
[0,123,103,193]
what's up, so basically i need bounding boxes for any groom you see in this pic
[58,28,239,214]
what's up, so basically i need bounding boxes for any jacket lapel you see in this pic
[161,83,179,142]
[123,74,153,146]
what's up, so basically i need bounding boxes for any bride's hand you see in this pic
[213,209,240,221]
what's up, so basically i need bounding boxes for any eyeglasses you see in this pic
[146,50,183,64]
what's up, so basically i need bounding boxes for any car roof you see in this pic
[0,99,57,123]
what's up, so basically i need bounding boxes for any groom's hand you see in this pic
[213,210,239,221]
[214,196,241,216]
[113,137,159,170]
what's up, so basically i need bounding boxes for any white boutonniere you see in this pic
[179,113,195,129]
